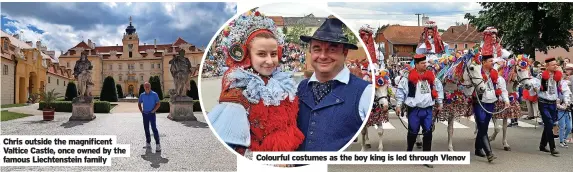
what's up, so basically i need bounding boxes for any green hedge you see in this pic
[39,101,111,113]
[155,100,202,113]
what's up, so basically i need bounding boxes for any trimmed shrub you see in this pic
[39,101,111,113]
[94,101,111,113]
[64,81,78,101]
[193,100,202,112]
[39,101,73,112]
[149,76,164,100]
[138,84,144,97]
[157,100,170,113]
[100,76,118,102]
[116,84,124,98]
[186,80,199,100]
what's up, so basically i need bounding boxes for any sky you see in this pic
[255,2,331,17]
[328,2,484,34]
[1,2,237,61]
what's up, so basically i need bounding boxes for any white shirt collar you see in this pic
[308,66,350,85]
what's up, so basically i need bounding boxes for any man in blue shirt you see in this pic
[138,82,161,152]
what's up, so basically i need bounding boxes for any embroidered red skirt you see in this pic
[434,91,472,121]
[367,106,389,126]
[493,93,523,119]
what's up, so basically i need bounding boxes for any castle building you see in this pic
[58,17,203,97]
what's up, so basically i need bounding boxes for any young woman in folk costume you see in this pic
[489,54,533,152]
[207,9,304,158]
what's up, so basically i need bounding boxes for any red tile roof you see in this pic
[72,41,92,49]
[441,24,482,43]
[381,25,425,45]
[94,46,122,53]
[269,16,284,26]
[173,37,188,46]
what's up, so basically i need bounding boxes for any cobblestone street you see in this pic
[0,105,236,171]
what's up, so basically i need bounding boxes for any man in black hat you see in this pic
[296,18,373,151]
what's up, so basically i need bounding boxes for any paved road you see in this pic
[0,111,236,171]
[329,111,573,172]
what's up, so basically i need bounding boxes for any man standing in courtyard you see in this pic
[138,82,161,152]
[296,18,373,151]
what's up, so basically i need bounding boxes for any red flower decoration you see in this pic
[255,11,260,16]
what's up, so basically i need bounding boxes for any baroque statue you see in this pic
[169,49,192,98]
[73,51,94,98]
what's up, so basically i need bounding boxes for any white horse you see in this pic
[489,54,534,151]
[410,52,488,150]
[360,69,391,151]
[421,52,488,151]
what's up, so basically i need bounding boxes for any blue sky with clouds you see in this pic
[1,2,237,59]
[328,2,484,33]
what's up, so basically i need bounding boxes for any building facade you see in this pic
[441,24,481,52]
[1,31,71,104]
[375,25,425,64]
[57,18,203,97]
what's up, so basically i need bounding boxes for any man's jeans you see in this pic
[143,112,160,144]
[558,110,572,143]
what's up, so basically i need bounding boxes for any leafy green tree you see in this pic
[284,23,311,45]
[465,2,573,60]
[64,81,77,101]
[116,84,124,98]
[342,25,358,45]
[100,76,118,102]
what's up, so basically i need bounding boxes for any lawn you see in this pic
[1,110,32,121]
[1,104,28,108]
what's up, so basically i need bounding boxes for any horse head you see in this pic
[462,52,487,94]
[374,69,390,107]
[514,54,533,89]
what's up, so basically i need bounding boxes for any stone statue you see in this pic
[73,51,94,98]
[169,49,192,98]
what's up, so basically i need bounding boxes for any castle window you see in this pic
[464,44,468,49]
[129,52,132,58]
[57,79,59,85]
[151,63,154,69]
[48,77,51,83]
[119,75,122,81]
[140,63,143,69]
[454,44,458,49]
[109,64,112,70]
[119,63,123,70]
[67,62,70,68]
[3,64,7,75]
[64,81,66,86]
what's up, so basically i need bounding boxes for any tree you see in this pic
[116,84,124,98]
[282,26,288,35]
[186,79,199,100]
[374,24,391,41]
[100,76,118,102]
[342,25,358,45]
[64,81,77,101]
[284,23,311,45]
[138,84,145,97]
[464,2,573,61]
[148,76,164,100]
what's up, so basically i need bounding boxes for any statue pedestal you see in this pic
[168,96,196,121]
[70,96,96,121]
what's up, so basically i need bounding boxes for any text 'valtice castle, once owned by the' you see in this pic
[58,17,204,98]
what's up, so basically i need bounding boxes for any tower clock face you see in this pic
[128,44,133,50]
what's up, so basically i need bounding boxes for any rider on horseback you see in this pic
[471,26,510,163]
